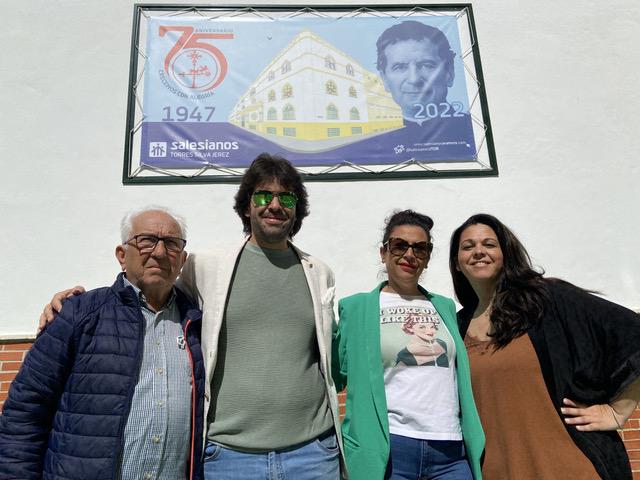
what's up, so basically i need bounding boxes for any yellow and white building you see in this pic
[228,29,403,149]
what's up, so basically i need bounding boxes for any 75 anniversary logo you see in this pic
[158,26,234,95]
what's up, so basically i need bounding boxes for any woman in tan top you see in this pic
[448,214,640,480]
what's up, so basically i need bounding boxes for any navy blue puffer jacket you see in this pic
[0,273,205,480]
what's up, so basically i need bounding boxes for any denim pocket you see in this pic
[203,442,222,461]
[315,433,340,454]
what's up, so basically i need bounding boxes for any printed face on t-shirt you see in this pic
[379,299,451,369]
[407,319,438,341]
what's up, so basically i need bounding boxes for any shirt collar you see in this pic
[122,275,176,311]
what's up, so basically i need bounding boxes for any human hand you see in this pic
[561,398,625,431]
[37,286,86,332]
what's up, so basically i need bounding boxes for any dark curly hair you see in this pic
[233,153,309,237]
[381,209,434,252]
[449,214,548,347]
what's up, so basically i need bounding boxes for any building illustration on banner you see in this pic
[228,30,404,151]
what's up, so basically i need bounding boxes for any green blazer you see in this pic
[332,283,485,480]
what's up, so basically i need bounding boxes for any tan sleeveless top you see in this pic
[465,333,600,479]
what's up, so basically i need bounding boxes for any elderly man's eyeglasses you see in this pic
[251,190,298,209]
[384,237,433,259]
[125,235,187,254]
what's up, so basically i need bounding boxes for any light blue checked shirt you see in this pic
[118,277,192,480]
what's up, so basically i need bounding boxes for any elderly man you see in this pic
[40,155,342,480]
[1,207,205,480]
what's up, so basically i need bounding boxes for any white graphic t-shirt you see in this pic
[380,291,462,440]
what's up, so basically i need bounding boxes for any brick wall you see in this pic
[0,340,32,408]
[622,409,640,479]
[1,340,639,478]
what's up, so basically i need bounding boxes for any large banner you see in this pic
[139,14,479,169]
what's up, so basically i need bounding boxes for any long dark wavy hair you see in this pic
[449,214,548,347]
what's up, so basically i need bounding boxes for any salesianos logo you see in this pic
[166,138,239,160]
[149,142,167,158]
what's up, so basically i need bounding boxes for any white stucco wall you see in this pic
[1,0,638,336]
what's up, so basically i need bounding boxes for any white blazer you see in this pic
[178,238,343,458]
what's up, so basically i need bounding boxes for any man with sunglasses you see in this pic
[179,153,342,479]
[1,207,205,479]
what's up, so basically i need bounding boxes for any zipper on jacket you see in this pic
[184,318,197,480]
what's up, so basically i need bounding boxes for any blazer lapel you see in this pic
[294,245,328,376]
[294,245,322,335]
[366,283,390,442]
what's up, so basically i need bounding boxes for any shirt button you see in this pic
[152,435,161,444]
[144,473,153,480]
[157,400,164,407]
[156,368,164,375]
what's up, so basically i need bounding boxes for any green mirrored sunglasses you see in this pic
[251,190,298,209]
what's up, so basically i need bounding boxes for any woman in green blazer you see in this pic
[332,210,484,480]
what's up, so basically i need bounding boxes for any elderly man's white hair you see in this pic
[120,205,187,244]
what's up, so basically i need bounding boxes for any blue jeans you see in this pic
[203,431,340,480]
[385,433,472,480]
